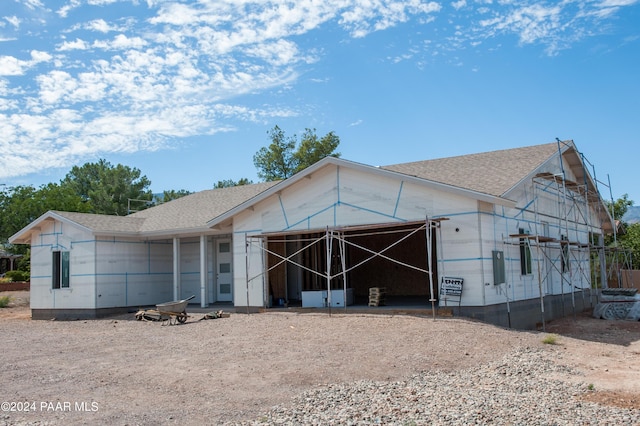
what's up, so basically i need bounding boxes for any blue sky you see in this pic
[1,0,639,205]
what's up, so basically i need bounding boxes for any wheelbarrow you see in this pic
[155,295,196,324]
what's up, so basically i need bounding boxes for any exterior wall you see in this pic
[95,235,225,308]
[95,237,173,308]
[232,164,487,308]
[177,236,224,304]
[178,238,203,302]
[480,155,602,313]
[29,219,96,311]
[31,225,228,317]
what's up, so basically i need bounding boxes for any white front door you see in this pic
[216,239,233,302]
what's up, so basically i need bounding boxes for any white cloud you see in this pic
[340,0,442,38]
[88,0,120,5]
[452,0,467,10]
[5,16,21,29]
[243,39,303,66]
[57,0,82,18]
[86,19,112,33]
[30,50,52,63]
[0,56,26,76]
[58,38,89,51]
[2,0,638,179]
[599,0,639,6]
[23,0,45,10]
[36,70,78,104]
[93,34,148,50]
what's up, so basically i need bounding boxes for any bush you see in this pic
[4,270,29,282]
[0,296,11,308]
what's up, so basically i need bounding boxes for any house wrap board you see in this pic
[10,140,613,328]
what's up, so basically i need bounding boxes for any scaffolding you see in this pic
[243,217,447,318]
[504,139,623,330]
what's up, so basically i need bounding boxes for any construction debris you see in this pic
[593,288,640,320]
[199,310,230,320]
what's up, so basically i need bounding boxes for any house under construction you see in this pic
[10,139,619,329]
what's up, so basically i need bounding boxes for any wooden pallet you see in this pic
[368,287,387,306]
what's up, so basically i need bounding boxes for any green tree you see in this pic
[620,223,640,269]
[606,193,633,222]
[213,178,253,189]
[61,159,152,215]
[0,183,89,254]
[602,194,639,271]
[293,128,341,172]
[253,126,340,181]
[161,189,192,203]
[253,126,297,181]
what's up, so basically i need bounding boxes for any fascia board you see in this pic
[135,227,226,240]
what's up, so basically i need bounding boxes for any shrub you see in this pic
[4,270,29,282]
[0,296,11,308]
[542,334,559,345]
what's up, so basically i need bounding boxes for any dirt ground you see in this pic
[1,290,639,425]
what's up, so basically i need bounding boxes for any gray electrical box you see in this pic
[492,250,505,285]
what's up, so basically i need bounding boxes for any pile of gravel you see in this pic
[243,347,639,425]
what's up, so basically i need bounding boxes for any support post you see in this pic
[426,216,436,320]
[326,227,332,316]
[173,237,180,301]
[245,234,250,314]
[200,235,207,308]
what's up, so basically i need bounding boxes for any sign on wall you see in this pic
[440,277,464,296]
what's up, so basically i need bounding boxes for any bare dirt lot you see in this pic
[1,290,639,425]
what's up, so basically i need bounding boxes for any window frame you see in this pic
[561,235,570,274]
[519,228,532,276]
[52,250,70,289]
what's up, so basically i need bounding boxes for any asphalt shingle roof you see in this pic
[37,143,567,238]
[381,142,561,197]
[52,211,146,233]
[129,181,279,233]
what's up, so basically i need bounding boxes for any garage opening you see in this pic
[255,220,441,309]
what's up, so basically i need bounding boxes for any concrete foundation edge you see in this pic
[32,306,143,320]
[457,290,598,330]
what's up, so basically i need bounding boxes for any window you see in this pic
[561,235,570,274]
[519,228,532,275]
[219,263,231,273]
[52,251,70,289]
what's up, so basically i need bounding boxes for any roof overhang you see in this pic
[130,227,231,240]
[9,211,94,245]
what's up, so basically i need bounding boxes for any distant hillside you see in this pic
[622,206,640,224]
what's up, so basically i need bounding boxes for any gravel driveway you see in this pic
[0,291,638,425]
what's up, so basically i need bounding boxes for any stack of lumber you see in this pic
[368,287,387,307]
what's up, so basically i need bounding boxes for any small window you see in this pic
[519,229,532,276]
[219,263,231,274]
[52,251,70,289]
[561,235,570,273]
[219,242,230,253]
